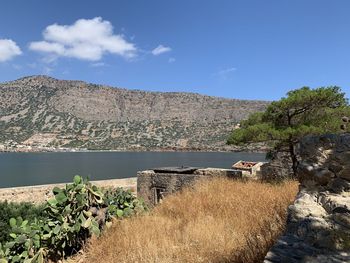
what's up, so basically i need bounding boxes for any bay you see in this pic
[0,152,266,188]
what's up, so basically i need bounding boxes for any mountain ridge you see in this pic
[0,76,269,151]
[3,75,268,101]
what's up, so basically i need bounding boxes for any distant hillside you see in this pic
[0,76,269,151]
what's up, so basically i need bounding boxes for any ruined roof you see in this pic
[152,166,201,174]
[232,161,259,169]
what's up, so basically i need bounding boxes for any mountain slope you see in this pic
[0,76,269,150]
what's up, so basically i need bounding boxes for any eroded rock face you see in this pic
[264,134,350,263]
[0,76,269,150]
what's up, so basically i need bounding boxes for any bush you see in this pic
[0,202,45,244]
[0,176,146,263]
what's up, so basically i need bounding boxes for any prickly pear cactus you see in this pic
[0,175,147,262]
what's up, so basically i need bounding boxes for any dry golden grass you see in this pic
[78,178,298,263]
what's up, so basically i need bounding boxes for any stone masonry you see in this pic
[137,167,242,206]
[264,134,350,263]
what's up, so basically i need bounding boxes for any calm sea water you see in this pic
[0,152,266,188]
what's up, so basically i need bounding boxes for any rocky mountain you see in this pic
[0,76,269,151]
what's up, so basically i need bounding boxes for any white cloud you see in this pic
[43,66,53,74]
[90,62,106,67]
[213,67,237,80]
[27,62,37,69]
[168,57,176,63]
[30,41,65,55]
[29,17,137,61]
[12,64,22,70]
[0,39,22,62]
[152,44,171,55]
[217,67,236,75]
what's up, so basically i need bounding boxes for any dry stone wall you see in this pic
[264,134,350,262]
[260,151,294,181]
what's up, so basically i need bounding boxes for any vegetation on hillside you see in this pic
[0,176,146,263]
[228,86,350,175]
[77,178,298,263]
[0,76,268,151]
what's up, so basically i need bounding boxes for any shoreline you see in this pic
[0,146,269,154]
[0,177,137,203]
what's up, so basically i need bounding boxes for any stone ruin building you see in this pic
[137,167,242,206]
[232,160,266,177]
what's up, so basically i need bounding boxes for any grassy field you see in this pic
[76,178,298,263]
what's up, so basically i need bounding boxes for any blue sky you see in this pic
[0,0,349,100]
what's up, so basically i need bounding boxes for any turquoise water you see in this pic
[0,152,266,188]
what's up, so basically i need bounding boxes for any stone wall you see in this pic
[260,151,294,181]
[137,167,242,206]
[264,134,350,262]
[0,178,137,204]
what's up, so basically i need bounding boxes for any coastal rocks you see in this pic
[264,134,350,262]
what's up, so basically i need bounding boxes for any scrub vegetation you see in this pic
[0,176,146,263]
[0,202,45,244]
[78,177,298,263]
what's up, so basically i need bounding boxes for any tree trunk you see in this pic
[286,112,298,177]
[289,141,298,177]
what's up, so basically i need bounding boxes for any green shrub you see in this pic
[0,176,146,263]
[105,187,146,219]
[0,216,45,263]
[0,202,45,244]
